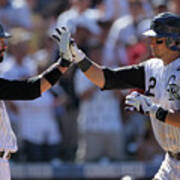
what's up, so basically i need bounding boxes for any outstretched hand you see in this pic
[70,41,86,63]
[52,26,86,64]
[52,27,73,61]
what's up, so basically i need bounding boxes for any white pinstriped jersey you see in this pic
[144,58,180,153]
[0,101,17,152]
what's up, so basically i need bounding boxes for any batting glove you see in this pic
[70,42,86,63]
[52,27,73,62]
[125,91,159,116]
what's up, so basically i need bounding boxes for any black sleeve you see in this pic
[0,77,41,100]
[102,64,145,90]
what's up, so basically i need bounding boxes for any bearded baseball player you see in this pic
[0,25,72,180]
[56,12,180,180]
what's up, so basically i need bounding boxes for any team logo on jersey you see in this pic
[167,83,180,100]
[167,75,180,100]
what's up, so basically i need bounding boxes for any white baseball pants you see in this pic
[153,153,180,180]
[0,158,11,180]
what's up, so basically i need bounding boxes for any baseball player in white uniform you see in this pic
[56,12,180,180]
[0,25,72,180]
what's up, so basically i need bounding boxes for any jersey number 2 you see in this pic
[145,77,156,97]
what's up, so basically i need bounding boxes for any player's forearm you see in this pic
[78,58,105,88]
[40,66,68,93]
[71,44,106,88]
[0,60,70,100]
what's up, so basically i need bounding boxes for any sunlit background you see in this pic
[0,0,179,179]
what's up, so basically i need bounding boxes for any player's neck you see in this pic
[163,51,180,65]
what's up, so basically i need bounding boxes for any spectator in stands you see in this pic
[75,41,125,162]
[102,0,152,21]
[104,0,153,67]
[0,0,33,29]
[169,0,180,14]
[56,0,101,35]
[15,79,62,162]
[101,0,130,21]
[151,0,168,14]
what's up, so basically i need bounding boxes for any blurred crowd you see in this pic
[1,0,179,165]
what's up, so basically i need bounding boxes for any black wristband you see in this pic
[156,107,168,122]
[60,58,71,67]
[42,64,62,86]
[78,57,92,72]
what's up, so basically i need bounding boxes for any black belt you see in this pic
[0,151,11,159]
[168,151,180,160]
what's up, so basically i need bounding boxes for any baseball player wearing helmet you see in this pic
[56,12,180,180]
[0,25,72,180]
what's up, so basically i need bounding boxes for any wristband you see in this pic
[42,63,62,86]
[155,107,168,122]
[60,58,71,67]
[78,57,92,72]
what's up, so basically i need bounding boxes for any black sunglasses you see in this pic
[156,39,164,44]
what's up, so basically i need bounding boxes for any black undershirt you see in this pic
[0,78,41,100]
[102,64,145,91]
[0,64,145,100]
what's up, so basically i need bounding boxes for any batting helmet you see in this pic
[143,12,180,50]
[0,24,11,39]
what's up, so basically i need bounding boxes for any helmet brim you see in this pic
[142,29,157,37]
[0,32,11,39]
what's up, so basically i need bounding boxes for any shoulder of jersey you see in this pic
[175,58,180,71]
[144,58,163,68]
[164,57,180,72]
